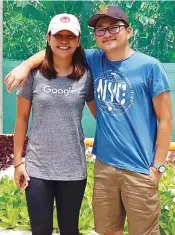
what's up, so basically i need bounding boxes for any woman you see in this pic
[14,13,95,235]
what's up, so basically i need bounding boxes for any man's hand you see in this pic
[150,167,162,185]
[5,50,45,92]
[5,62,31,93]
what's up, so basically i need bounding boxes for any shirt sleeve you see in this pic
[85,49,95,64]
[86,70,94,102]
[148,62,170,98]
[85,49,102,73]
[16,72,33,101]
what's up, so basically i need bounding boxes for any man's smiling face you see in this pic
[94,17,132,52]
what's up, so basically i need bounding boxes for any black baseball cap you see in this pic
[88,6,128,28]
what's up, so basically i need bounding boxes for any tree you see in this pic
[3,0,175,62]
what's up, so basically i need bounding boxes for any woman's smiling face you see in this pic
[47,30,80,59]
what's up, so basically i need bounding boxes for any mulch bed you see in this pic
[0,135,28,170]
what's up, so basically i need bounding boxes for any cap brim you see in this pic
[88,14,106,27]
[50,25,80,36]
[88,14,128,27]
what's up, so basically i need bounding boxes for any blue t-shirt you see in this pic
[85,49,170,174]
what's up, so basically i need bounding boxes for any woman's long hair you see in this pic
[40,34,88,80]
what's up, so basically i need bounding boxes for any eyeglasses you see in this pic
[94,25,128,37]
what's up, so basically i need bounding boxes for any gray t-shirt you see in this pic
[17,69,94,180]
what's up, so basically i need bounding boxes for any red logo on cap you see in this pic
[60,16,70,23]
[99,6,108,14]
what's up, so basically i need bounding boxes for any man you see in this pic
[5,6,173,235]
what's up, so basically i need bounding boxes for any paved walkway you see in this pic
[0,228,98,235]
[0,228,31,235]
[0,165,14,179]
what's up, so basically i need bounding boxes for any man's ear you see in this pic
[127,27,133,40]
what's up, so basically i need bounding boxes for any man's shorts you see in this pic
[92,159,160,235]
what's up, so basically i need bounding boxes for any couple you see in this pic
[5,5,173,235]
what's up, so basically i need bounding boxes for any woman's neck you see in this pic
[53,55,73,76]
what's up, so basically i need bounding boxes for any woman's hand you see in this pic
[14,164,30,191]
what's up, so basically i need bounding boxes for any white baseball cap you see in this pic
[47,13,81,36]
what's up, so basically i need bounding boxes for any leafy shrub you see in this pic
[0,176,30,230]
[159,167,175,235]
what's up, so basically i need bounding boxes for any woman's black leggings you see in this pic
[25,177,87,235]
